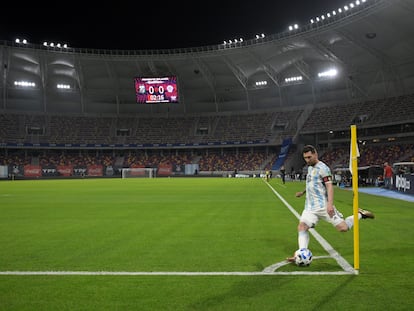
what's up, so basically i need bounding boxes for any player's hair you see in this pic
[302,144,317,154]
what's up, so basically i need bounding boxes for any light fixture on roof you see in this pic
[255,80,267,86]
[14,81,36,87]
[15,38,28,44]
[318,68,338,78]
[285,76,303,83]
[288,24,299,31]
[43,41,69,49]
[57,84,71,89]
[310,1,369,24]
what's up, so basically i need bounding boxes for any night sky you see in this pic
[1,0,347,50]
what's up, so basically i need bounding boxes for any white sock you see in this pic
[298,230,309,249]
[345,214,362,230]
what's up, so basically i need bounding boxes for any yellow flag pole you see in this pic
[351,125,360,272]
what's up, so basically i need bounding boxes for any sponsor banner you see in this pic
[87,165,103,177]
[10,165,24,177]
[73,166,87,176]
[57,165,73,177]
[24,165,42,177]
[105,166,115,176]
[42,166,58,177]
[173,164,185,175]
[393,174,414,194]
[0,140,269,149]
[158,165,172,176]
[0,165,8,178]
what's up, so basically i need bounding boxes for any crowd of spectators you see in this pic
[2,142,412,177]
[0,148,278,173]
[319,143,414,169]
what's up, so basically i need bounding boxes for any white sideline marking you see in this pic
[0,270,354,276]
[264,181,355,274]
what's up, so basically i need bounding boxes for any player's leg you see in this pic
[332,207,375,231]
[287,211,317,262]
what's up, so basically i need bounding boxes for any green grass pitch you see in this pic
[0,177,413,310]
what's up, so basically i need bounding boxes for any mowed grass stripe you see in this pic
[0,178,299,272]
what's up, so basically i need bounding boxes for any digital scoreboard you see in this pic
[134,76,179,104]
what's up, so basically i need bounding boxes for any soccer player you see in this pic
[287,145,375,263]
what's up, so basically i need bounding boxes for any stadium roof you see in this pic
[1,0,414,115]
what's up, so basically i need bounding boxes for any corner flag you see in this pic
[350,125,360,272]
[349,135,360,176]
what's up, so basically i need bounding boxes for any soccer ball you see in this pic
[294,248,313,266]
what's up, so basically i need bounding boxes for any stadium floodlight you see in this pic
[255,80,267,86]
[57,84,71,89]
[14,81,36,87]
[15,38,28,44]
[289,24,299,31]
[43,41,68,48]
[285,76,303,83]
[318,69,338,78]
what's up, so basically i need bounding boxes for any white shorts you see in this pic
[300,205,344,228]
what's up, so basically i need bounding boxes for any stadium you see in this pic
[1,0,414,310]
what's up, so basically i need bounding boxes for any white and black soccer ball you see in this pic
[294,248,313,266]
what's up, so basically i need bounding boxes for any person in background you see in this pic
[383,162,393,189]
[265,169,271,181]
[280,165,286,184]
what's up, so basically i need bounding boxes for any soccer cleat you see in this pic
[358,208,375,219]
[286,254,296,263]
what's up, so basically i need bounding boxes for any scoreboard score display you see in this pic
[134,76,179,104]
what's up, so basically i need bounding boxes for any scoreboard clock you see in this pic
[134,76,179,104]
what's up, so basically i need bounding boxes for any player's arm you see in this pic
[324,176,335,216]
[295,189,305,197]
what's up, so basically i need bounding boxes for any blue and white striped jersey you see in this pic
[304,161,332,210]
